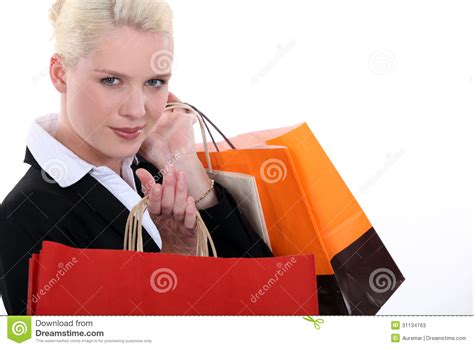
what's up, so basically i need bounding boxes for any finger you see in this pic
[147,183,162,216]
[190,114,197,125]
[135,168,156,196]
[167,91,182,104]
[161,165,176,217]
[184,196,197,230]
[173,171,187,222]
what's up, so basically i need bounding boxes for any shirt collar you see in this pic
[26,113,139,188]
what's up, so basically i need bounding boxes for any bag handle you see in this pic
[183,102,237,152]
[124,196,217,257]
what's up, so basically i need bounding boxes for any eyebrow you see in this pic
[93,68,172,79]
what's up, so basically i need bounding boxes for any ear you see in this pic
[50,53,67,93]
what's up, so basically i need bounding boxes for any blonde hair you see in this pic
[48,0,174,69]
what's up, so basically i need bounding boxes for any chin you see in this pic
[102,144,140,161]
[118,147,140,159]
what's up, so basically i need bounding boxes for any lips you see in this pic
[110,126,145,140]
[110,126,145,133]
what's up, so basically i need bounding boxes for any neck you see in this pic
[54,113,122,176]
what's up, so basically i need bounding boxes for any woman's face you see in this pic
[61,25,174,161]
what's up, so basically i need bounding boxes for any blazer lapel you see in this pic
[23,147,160,252]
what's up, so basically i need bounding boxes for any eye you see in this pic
[100,76,121,86]
[147,79,166,88]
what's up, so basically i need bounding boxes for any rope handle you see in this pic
[182,103,237,152]
[124,195,217,257]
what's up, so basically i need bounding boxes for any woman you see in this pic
[0,0,273,315]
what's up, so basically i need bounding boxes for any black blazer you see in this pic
[0,147,273,315]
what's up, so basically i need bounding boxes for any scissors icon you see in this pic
[303,316,325,330]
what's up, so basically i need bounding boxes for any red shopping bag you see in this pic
[27,169,319,315]
[27,241,318,315]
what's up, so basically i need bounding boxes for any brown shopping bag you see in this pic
[183,103,404,315]
[27,192,318,315]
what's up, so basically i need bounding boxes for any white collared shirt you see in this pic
[26,113,162,249]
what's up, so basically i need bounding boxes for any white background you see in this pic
[0,0,472,315]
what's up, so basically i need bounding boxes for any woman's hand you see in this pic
[138,92,197,169]
[138,91,219,210]
[135,165,199,255]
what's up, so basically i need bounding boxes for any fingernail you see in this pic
[152,186,160,197]
[178,171,185,183]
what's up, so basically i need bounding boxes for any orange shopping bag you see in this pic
[183,103,404,315]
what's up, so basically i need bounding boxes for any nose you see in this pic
[119,87,146,120]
